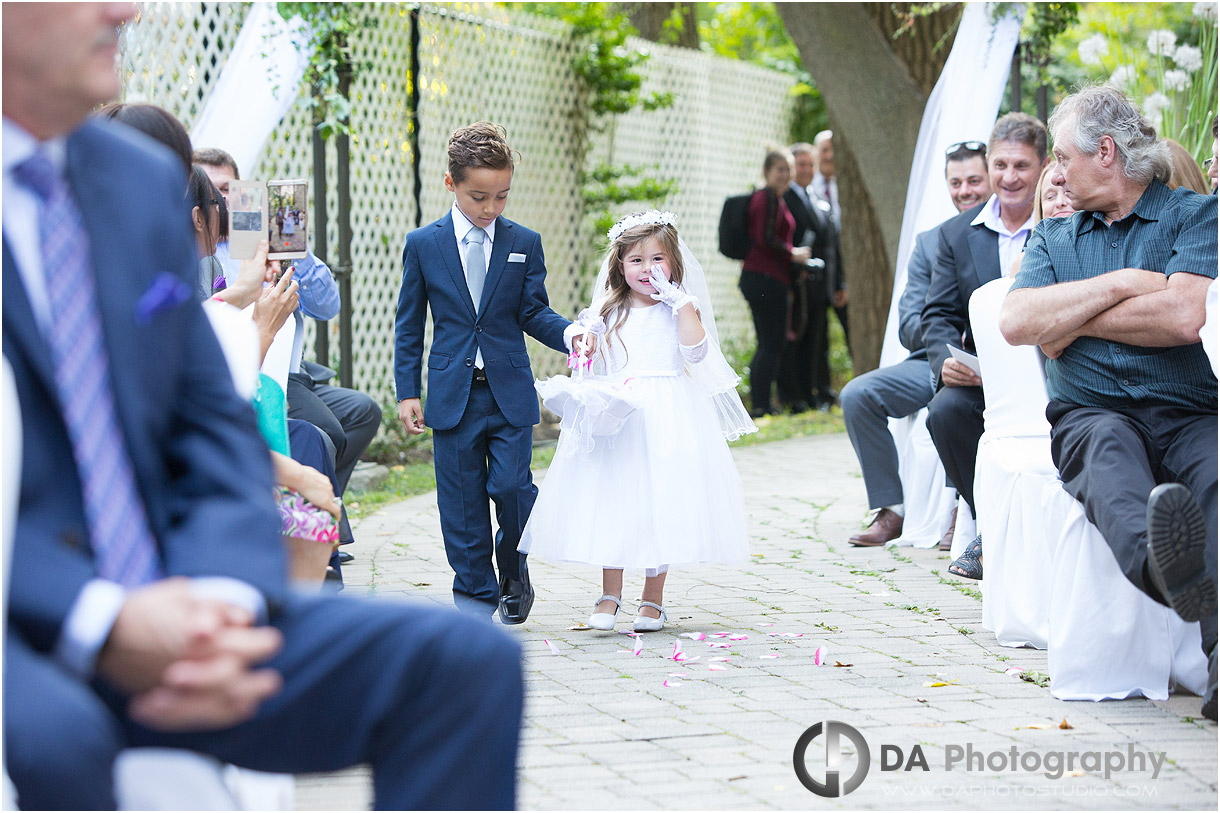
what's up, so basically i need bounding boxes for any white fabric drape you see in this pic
[879,3,1024,368]
[190,3,312,178]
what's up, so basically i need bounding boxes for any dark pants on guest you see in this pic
[740,270,788,415]
[4,594,523,810]
[286,366,382,495]
[779,267,830,408]
[1048,400,1217,653]
[288,418,352,572]
[432,377,534,613]
[926,384,985,516]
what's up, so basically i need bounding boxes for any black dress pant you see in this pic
[1048,400,1217,653]
[925,384,985,516]
[740,270,788,414]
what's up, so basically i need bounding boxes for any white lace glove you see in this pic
[648,264,697,313]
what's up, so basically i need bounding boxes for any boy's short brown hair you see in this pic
[447,121,515,183]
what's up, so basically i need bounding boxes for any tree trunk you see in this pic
[621,2,698,48]
[777,2,958,372]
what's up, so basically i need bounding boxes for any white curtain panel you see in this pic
[190,3,312,178]
[880,2,1023,368]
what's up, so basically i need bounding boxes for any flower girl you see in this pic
[519,211,755,632]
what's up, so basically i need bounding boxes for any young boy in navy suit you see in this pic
[395,121,592,623]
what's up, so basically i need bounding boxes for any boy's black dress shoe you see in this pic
[498,565,534,625]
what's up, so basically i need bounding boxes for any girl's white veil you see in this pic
[585,212,756,441]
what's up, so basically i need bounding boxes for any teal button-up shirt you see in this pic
[1012,181,1217,410]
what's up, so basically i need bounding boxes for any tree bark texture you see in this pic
[777,2,958,372]
[621,2,699,48]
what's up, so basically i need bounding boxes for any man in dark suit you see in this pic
[778,141,833,412]
[2,6,522,809]
[841,143,991,546]
[922,113,1049,578]
[812,129,849,388]
[394,122,590,623]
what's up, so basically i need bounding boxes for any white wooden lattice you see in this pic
[120,2,795,408]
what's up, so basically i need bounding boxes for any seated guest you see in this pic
[3,6,522,808]
[194,147,382,503]
[842,141,991,546]
[740,147,812,417]
[1004,164,1078,278]
[922,113,1050,579]
[1000,88,1217,720]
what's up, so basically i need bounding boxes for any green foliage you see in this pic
[583,162,678,241]
[514,2,677,265]
[697,2,828,140]
[1050,3,1217,164]
[277,2,376,140]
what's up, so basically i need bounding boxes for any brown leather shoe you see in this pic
[938,506,958,551]
[849,508,903,547]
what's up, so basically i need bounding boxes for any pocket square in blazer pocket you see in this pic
[508,252,527,263]
[135,272,194,325]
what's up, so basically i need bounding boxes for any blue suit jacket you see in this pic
[920,202,1001,386]
[895,226,941,362]
[394,211,570,430]
[2,119,286,653]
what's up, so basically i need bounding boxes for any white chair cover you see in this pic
[971,278,1055,648]
[1044,483,1208,701]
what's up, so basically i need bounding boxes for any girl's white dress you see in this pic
[520,302,750,569]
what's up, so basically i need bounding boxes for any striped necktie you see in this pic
[14,150,161,587]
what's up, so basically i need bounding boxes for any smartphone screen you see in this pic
[227,180,265,260]
[267,179,308,260]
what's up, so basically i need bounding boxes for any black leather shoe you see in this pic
[337,551,355,564]
[498,566,534,625]
[1145,483,1216,622]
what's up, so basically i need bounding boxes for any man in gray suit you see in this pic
[842,143,992,546]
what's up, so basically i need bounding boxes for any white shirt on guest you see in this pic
[971,193,1035,279]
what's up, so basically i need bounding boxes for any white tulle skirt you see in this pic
[520,372,750,569]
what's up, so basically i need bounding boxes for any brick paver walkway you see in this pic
[295,432,1216,810]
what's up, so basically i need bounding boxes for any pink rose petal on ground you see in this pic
[662,680,683,688]
[680,632,707,641]
[672,641,684,660]
[711,632,731,638]
[668,672,688,678]
[708,664,728,671]
[678,655,700,663]
[708,657,731,662]
[633,637,644,656]
[1005,667,1025,675]
[543,638,560,655]
[814,646,826,666]
[709,642,731,649]
[759,622,775,627]
[729,634,749,641]
[768,632,804,639]
[760,654,781,659]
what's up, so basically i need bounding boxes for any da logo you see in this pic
[792,721,871,797]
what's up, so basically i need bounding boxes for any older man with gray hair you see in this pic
[1000,85,1217,720]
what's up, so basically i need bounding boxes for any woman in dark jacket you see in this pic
[739,148,812,417]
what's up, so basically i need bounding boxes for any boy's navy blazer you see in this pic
[394,211,571,431]
[2,119,287,652]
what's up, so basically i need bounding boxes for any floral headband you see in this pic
[607,210,677,244]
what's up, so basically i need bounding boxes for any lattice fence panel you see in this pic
[120,2,248,125]
[591,39,797,362]
[416,3,586,381]
[120,2,795,406]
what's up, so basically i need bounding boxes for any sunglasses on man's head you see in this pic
[945,141,987,156]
